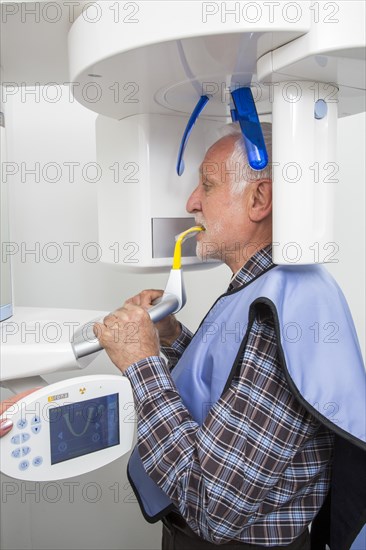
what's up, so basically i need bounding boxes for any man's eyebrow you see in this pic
[199,164,212,181]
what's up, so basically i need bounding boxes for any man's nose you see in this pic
[186,186,202,213]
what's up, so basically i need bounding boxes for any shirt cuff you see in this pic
[124,356,177,406]
[161,324,193,367]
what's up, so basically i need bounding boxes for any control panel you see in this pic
[0,375,135,481]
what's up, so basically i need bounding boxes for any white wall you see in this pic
[330,112,365,356]
[0,87,364,550]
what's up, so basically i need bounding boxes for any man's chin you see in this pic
[196,243,205,261]
[196,241,221,263]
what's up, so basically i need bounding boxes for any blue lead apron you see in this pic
[127,265,366,549]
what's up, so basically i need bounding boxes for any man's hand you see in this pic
[93,302,160,374]
[0,388,39,437]
[126,289,182,347]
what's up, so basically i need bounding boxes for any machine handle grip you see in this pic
[72,294,180,360]
[148,293,180,323]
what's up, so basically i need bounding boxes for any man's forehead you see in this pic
[199,137,235,180]
[202,136,235,163]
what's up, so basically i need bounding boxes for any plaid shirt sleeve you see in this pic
[124,308,334,546]
[160,324,193,368]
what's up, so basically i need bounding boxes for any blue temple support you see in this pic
[231,87,268,170]
[230,107,238,122]
[176,95,210,176]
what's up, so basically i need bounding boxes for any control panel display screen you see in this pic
[49,394,119,465]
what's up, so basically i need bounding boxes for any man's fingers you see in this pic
[102,314,120,329]
[93,322,103,338]
[122,302,151,321]
[125,295,141,306]
[93,298,158,344]
[142,289,164,302]
[125,290,164,310]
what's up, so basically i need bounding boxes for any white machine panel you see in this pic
[0,110,13,321]
[69,1,310,119]
[0,375,134,481]
[272,81,338,264]
[0,307,108,382]
[96,113,222,270]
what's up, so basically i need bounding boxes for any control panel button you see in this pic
[21,446,31,456]
[11,448,21,459]
[11,435,21,445]
[17,419,28,430]
[31,425,41,435]
[21,433,31,443]
[32,456,43,467]
[19,460,30,471]
[31,416,41,425]
[58,442,67,452]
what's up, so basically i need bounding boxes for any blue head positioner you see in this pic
[176,86,268,176]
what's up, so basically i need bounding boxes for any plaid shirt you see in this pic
[125,246,334,545]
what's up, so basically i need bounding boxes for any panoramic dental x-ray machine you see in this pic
[0,1,365,497]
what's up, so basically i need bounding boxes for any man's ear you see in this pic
[248,179,272,222]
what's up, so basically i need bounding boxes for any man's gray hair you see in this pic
[220,122,272,194]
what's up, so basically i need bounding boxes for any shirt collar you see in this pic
[227,244,274,291]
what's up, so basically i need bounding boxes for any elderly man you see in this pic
[95,123,341,550]
[1,124,364,549]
